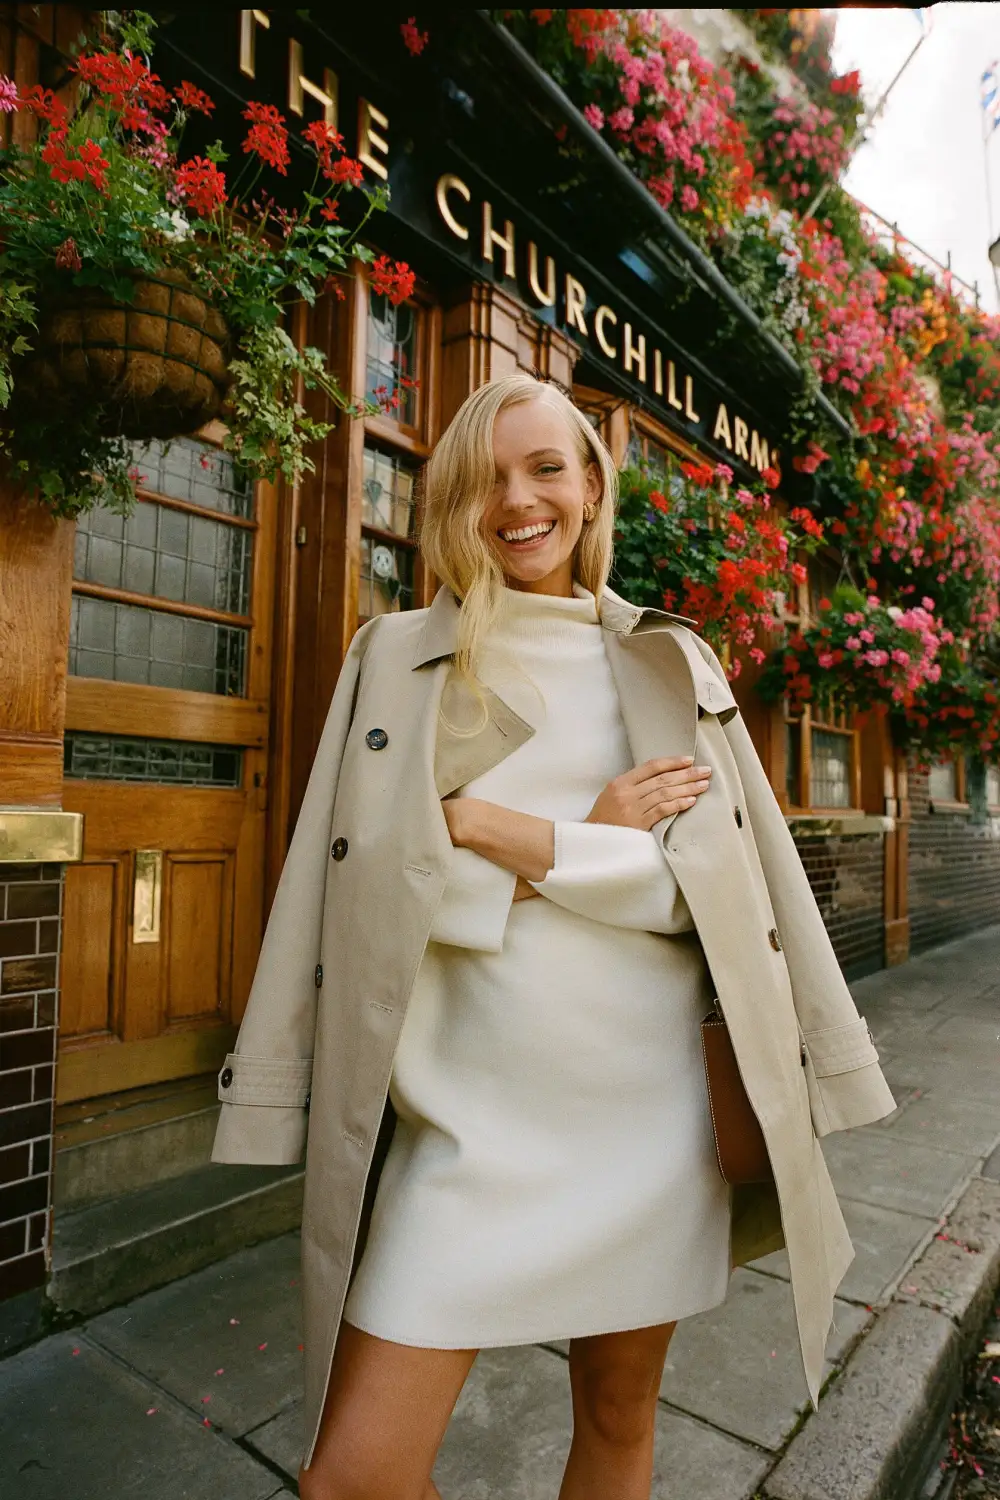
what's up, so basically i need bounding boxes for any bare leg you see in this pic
[298,1321,477,1500]
[558,1323,677,1500]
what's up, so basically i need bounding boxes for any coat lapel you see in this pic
[416,582,736,800]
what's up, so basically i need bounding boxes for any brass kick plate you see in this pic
[133,850,163,944]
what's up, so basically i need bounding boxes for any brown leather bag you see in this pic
[700,1009,773,1185]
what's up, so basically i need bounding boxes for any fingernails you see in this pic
[684,796,697,807]
[682,756,695,766]
[697,766,712,775]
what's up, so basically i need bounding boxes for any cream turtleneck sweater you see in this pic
[343,583,732,1348]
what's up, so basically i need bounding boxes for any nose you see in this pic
[496,471,536,517]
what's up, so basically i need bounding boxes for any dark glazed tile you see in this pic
[0,1220,26,1262]
[0,1102,51,1149]
[32,1065,53,1102]
[37,919,59,955]
[0,1145,30,1184]
[0,954,57,996]
[35,991,55,1026]
[0,1029,55,1070]
[0,1249,44,1298]
[0,1000,35,1034]
[5,883,60,920]
[30,1138,49,1177]
[0,1176,48,1226]
[0,1070,32,1109]
[0,923,38,959]
[27,1212,46,1251]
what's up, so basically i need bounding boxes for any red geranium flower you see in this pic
[242,102,290,175]
[174,81,215,116]
[319,198,339,222]
[371,255,415,305]
[175,155,227,216]
[329,156,363,187]
[400,16,429,55]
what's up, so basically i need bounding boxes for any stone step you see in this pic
[54,1079,221,1211]
[50,1161,304,1318]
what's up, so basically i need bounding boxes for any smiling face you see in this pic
[484,395,601,596]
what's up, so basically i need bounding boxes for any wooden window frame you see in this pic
[782,551,863,814]
[928,753,969,814]
[357,269,442,624]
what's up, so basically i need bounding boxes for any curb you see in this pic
[762,1176,1000,1500]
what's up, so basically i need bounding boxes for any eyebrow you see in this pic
[524,447,567,459]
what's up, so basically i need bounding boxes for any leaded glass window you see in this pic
[362,445,417,540]
[70,436,254,698]
[929,759,958,803]
[359,534,415,619]
[65,732,242,787]
[810,728,852,808]
[365,292,417,427]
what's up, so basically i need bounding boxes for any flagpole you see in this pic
[983,86,1000,306]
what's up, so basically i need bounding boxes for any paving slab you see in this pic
[86,1232,303,1437]
[0,1332,284,1500]
[433,1344,770,1500]
[657,1268,870,1451]
[864,1084,1000,1160]
[753,1195,935,1306]
[821,1128,978,1219]
[764,1302,960,1500]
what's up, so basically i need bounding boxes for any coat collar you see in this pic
[411,584,736,723]
[412,583,696,667]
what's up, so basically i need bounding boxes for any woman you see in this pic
[212,374,895,1500]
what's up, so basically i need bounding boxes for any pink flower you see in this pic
[680,184,699,213]
[817,651,835,669]
[859,629,875,644]
[714,463,734,484]
[921,596,935,611]
[0,75,18,113]
[864,650,890,668]
[583,103,605,130]
[845,636,861,651]
[749,647,766,665]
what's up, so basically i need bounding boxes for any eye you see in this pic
[536,462,563,475]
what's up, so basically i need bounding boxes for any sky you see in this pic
[832,2,1000,313]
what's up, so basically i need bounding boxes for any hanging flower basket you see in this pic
[16,269,230,440]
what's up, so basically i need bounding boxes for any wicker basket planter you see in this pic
[18,268,230,440]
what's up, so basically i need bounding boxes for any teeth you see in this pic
[500,521,556,542]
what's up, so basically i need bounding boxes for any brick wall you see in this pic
[793,832,885,980]
[0,863,60,1306]
[909,764,1000,955]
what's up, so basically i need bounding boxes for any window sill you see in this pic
[929,799,971,815]
[785,812,895,838]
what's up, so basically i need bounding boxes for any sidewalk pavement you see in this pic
[3,926,1000,1500]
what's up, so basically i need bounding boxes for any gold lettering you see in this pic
[435,174,471,241]
[653,349,663,397]
[667,361,683,411]
[358,99,389,181]
[595,306,618,359]
[734,415,749,461]
[239,9,269,78]
[482,201,515,278]
[684,376,700,424]
[288,37,337,125]
[750,430,769,472]
[713,403,733,449]
[565,275,588,336]
[527,243,556,307]
[771,447,781,481]
[623,323,646,384]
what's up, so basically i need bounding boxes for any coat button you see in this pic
[734,805,743,828]
[314,964,323,987]
[331,837,348,861]
[365,727,388,751]
[220,1067,233,1089]
[768,927,782,952]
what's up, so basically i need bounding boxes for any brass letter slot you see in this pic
[133,850,163,944]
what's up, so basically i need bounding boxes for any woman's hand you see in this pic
[585,756,712,832]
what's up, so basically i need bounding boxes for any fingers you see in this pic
[640,795,699,830]
[622,755,696,785]
[637,775,711,808]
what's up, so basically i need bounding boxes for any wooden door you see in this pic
[58,428,278,1104]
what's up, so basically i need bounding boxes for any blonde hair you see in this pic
[420,374,618,686]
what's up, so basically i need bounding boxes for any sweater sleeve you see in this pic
[531,821,693,934]
[430,846,517,953]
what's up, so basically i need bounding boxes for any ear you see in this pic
[585,459,601,505]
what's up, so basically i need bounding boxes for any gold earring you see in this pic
[582,501,598,522]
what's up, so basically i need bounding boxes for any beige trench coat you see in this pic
[212,584,895,1467]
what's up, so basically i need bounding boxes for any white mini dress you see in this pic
[343,584,732,1346]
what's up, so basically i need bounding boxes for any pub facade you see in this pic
[1,6,998,1342]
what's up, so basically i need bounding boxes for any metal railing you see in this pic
[855,200,981,308]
